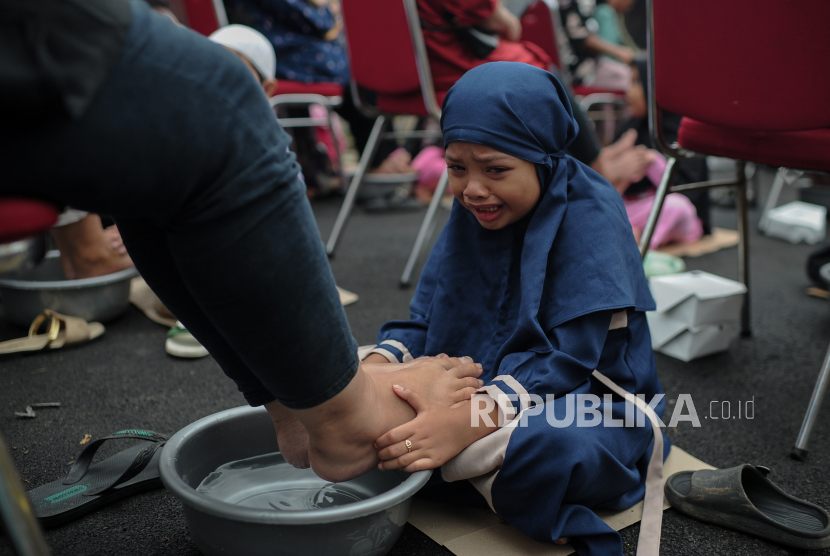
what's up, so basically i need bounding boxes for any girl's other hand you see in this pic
[374,385,487,472]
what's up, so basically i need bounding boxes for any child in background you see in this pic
[617,62,705,247]
[364,63,669,555]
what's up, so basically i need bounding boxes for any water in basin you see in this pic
[196,452,370,511]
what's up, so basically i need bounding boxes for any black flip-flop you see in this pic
[27,429,168,527]
[665,464,830,550]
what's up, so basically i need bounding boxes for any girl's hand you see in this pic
[375,385,488,472]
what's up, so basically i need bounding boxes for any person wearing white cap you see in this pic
[209,24,278,97]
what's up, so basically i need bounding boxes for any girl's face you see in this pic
[446,141,541,230]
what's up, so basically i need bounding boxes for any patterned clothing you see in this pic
[224,0,349,84]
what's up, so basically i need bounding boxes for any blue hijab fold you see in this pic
[418,62,654,377]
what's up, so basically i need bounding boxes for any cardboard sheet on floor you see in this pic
[657,228,739,258]
[407,446,714,556]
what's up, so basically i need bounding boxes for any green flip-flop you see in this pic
[27,429,168,527]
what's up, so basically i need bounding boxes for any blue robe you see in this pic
[371,62,669,556]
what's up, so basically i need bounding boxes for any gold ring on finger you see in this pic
[405,439,412,453]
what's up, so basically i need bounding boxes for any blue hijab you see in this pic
[386,62,654,381]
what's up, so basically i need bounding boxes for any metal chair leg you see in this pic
[758,168,786,232]
[759,168,804,233]
[400,170,448,287]
[735,161,751,337]
[638,157,678,259]
[323,106,348,195]
[792,340,830,461]
[325,115,387,257]
[0,430,50,556]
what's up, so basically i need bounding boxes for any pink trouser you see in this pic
[624,192,703,249]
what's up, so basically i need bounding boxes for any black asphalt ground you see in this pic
[3,165,830,556]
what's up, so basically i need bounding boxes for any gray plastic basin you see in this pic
[0,251,138,326]
[160,405,431,556]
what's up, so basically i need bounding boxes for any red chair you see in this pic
[0,198,58,275]
[642,0,830,458]
[178,0,228,35]
[325,0,447,288]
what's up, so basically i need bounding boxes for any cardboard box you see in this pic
[647,271,746,361]
[647,319,733,362]
[649,271,746,327]
[761,201,826,245]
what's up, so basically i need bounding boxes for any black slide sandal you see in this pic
[665,464,830,550]
[27,429,168,527]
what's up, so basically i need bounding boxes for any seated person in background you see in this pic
[616,61,708,248]
[364,63,668,555]
[419,0,551,93]
[223,0,348,197]
[51,210,134,279]
[224,0,348,86]
[593,0,640,55]
[559,0,635,89]
[209,25,279,97]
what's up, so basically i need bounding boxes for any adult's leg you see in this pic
[1,1,481,481]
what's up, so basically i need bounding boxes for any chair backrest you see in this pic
[341,0,440,117]
[519,0,562,71]
[651,0,830,132]
[178,0,228,36]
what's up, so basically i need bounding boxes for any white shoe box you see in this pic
[647,271,746,361]
[762,201,826,245]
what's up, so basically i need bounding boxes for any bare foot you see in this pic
[371,148,415,174]
[51,214,134,279]
[265,400,311,468]
[294,358,482,482]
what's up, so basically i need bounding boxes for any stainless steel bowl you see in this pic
[0,251,139,326]
[160,405,431,556]
[357,172,419,201]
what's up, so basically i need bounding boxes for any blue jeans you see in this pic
[1,1,358,409]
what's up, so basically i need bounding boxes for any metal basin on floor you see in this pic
[0,251,138,326]
[160,405,431,556]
